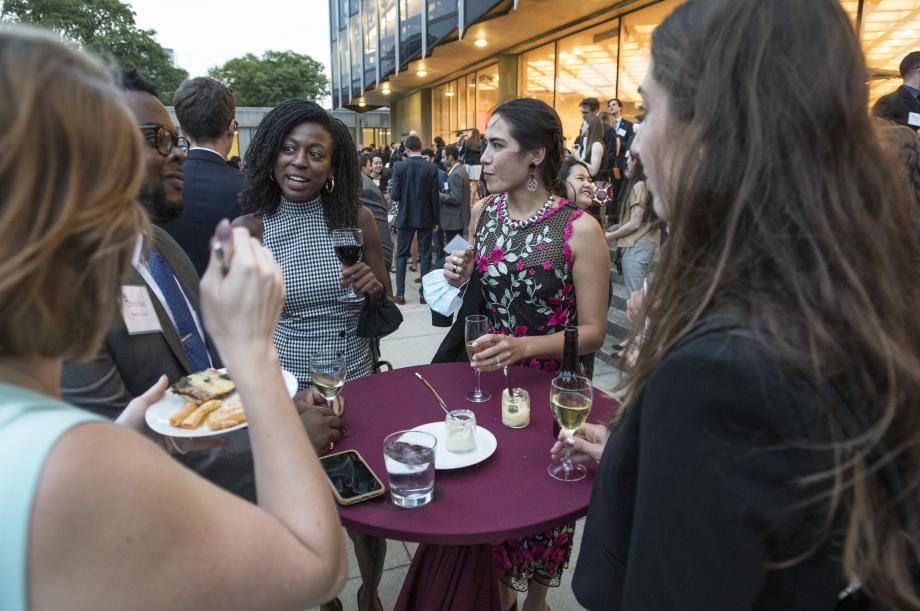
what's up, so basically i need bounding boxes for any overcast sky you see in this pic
[127,0,332,79]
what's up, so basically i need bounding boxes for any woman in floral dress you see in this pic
[444,98,610,611]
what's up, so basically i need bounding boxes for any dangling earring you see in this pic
[527,162,538,192]
[325,176,336,193]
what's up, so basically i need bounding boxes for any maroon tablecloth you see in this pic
[336,362,616,546]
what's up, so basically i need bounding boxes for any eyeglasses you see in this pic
[139,123,189,157]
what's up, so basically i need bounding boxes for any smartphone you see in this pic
[319,450,386,505]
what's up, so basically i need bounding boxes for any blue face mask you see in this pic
[421,269,464,316]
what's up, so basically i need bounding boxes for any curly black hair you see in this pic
[122,68,158,97]
[240,99,360,228]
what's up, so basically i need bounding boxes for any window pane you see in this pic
[350,14,362,96]
[433,82,447,143]
[400,0,423,63]
[448,79,458,135]
[380,0,396,76]
[466,73,477,130]
[619,0,681,119]
[339,29,350,98]
[556,22,618,144]
[861,0,920,106]
[427,0,458,51]
[476,64,499,132]
[340,0,348,29]
[457,76,468,131]
[363,0,378,85]
[520,43,555,109]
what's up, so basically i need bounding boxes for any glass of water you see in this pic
[383,430,437,508]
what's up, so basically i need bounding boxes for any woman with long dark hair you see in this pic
[239,99,389,388]
[562,0,920,609]
[443,98,610,611]
[239,100,390,611]
[605,156,658,294]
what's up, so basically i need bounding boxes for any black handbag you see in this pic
[356,296,403,338]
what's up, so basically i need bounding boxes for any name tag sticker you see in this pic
[617,128,627,137]
[909,112,920,128]
[121,285,163,335]
[444,181,450,191]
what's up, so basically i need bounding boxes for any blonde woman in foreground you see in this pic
[0,28,345,611]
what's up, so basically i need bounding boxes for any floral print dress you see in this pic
[473,193,584,591]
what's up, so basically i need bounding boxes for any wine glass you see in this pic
[548,374,593,482]
[464,315,491,403]
[332,228,365,303]
[309,352,348,412]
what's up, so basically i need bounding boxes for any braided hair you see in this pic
[240,99,360,228]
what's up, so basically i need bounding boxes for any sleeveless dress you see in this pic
[263,196,374,389]
[473,193,584,591]
[1,384,103,611]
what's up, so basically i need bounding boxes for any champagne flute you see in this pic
[333,228,365,303]
[464,315,491,403]
[548,374,593,482]
[309,351,347,411]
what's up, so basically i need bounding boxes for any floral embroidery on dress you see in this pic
[473,192,581,372]
[474,192,583,591]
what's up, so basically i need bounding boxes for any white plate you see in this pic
[145,369,298,438]
[411,422,498,470]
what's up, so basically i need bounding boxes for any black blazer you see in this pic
[574,318,872,611]
[872,85,920,128]
[389,155,440,229]
[61,226,257,501]
[164,148,246,277]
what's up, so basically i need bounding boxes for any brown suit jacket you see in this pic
[61,226,256,501]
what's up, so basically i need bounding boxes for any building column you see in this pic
[498,53,519,104]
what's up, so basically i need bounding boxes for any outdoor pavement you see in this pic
[309,270,622,611]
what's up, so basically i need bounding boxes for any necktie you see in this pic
[147,249,211,371]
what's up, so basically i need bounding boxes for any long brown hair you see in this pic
[621,0,920,605]
[0,27,148,361]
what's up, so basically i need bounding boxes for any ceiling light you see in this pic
[382,88,391,95]
[358,100,367,107]
[417,69,428,77]
[475,38,488,48]
[445,90,455,96]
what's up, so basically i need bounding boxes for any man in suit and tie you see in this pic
[438,144,470,253]
[389,133,439,305]
[61,70,343,502]
[163,77,246,277]
[607,98,635,210]
[873,52,920,130]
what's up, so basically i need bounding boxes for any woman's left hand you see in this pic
[469,333,528,372]
[341,261,383,298]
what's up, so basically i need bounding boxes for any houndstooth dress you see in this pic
[263,196,374,390]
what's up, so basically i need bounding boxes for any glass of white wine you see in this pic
[548,374,593,482]
[464,315,491,402]
[309,352,347,412]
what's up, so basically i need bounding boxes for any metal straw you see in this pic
[415,372,451,416]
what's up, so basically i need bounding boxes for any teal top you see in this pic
[0,383,103,611]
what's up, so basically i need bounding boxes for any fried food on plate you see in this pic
[180,399,222,429]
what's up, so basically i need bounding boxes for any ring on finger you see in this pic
[452,256,460,265]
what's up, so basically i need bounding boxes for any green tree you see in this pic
[209,50,329,107]
[2,0,189,104]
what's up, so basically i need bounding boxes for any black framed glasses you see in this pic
[139,123,189,157]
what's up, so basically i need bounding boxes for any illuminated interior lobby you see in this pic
[329,0,920,147]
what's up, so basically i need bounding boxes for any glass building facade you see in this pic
[330,0,920,146]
